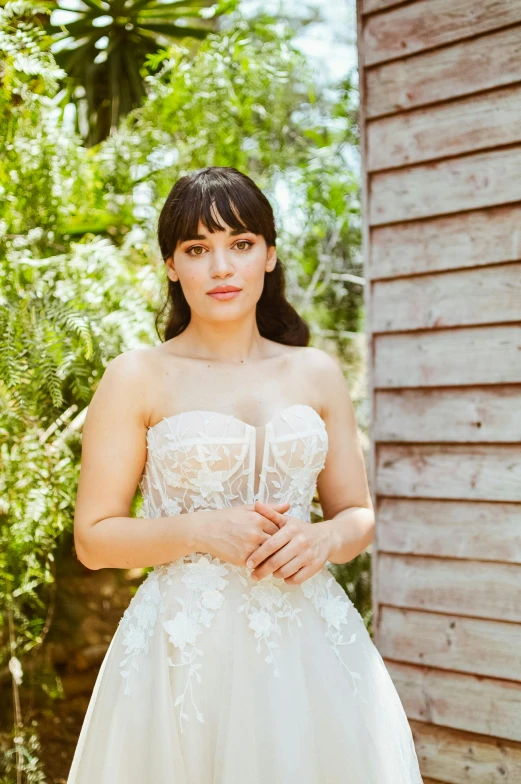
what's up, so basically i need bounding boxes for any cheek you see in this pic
[178,264,206,291]
[241,253,268,284]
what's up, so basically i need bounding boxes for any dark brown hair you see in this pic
[155,166,310,346]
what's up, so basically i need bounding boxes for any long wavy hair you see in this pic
[155,166,310,346]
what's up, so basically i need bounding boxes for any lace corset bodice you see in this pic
[139,404,329,522]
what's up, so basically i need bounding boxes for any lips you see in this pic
[207,286,242,301]
[207,289,241,300]
[207,286,241,293]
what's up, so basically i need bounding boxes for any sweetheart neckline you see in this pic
[144,403,328,505]
[146,402,326,436]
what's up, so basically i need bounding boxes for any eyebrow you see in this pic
[182,228,253,241]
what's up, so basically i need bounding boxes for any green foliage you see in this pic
[0,1,64,109]
[44,0,239,145]
[0,727,47,783]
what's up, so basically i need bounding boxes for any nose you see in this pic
[209,246,234,278]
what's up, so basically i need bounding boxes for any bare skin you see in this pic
[74,208,375,583]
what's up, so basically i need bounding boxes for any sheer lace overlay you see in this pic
[139,404,328,520]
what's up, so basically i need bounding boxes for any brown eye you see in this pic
[187,245,205,256]
[235,240,253,251]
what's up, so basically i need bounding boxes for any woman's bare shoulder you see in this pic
[97,346,174,427]
[289,345,342,376]
[102,346,163,385]
[265,341,319,364]
[292,346,348,416]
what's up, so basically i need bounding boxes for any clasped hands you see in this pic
[245,500,332,585]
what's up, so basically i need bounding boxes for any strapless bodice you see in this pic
[138,404,328,522]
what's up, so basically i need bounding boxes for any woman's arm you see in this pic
[77,512,200,571]
[320,506,375,565]
[74,350,199,570]
[315,348,375,564]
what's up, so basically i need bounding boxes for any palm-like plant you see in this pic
[44,0,236,145]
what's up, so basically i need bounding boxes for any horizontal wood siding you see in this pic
[374,326,521,388]
[368,84,521,170]
[387,661,521,742]
[366,25,521,118]
[371,262,521,331]
[371,262,521,328]
[370,146,521,225]
[374,388,521,443]
[362,0,410,15]
[377,497,521,563]
[377,554,521,623]
[379,607,521,680]
[376,443,521,501]
[411,721,521,783]
[363,0,521,66]
[369,204,521,279]
[357,0,521,778]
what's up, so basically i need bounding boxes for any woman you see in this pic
[68,166,423,782]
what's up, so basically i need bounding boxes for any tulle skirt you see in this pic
[67,552,423,783]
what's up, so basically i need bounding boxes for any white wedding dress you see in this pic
[67,404,423,783]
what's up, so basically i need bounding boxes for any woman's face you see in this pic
[165,216,277,321]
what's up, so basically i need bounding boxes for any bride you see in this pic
[67,166,423,782]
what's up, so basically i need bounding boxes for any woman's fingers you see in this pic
[246,523,292,570]
[254,499,288,528]
[273,553,307,579]
[262,520,280,535]
[253,540,302,581]
[262,501,290,528]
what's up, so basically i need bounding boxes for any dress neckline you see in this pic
[144,402,328,505]
[146,402,325,435]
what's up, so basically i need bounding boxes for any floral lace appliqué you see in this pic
[140,406,328,519]
[234,571,303,677]
[118,552,366,732]
[161,554,229,732]
[301,569,365,699]
[119,570,166,696]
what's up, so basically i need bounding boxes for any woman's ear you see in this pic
[266,245,277,273]
[165,255,178,282]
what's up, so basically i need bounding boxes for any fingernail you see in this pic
[247,560,254,569]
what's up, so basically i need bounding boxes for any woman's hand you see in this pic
[245,500,333,584]
[193,501,290,567]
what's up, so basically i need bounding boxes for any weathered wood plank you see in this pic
[364,0,521,67]
[369,204,521,279]
[378,497,521,561]
[370,146,521,225]
[366,25,521,118]
[377,554,521,622]
[377,497,521,563]
[387,661,521,742]
[411,719,521,783]
[374,388,521,443]
[374,326,521,388]
[376,444,521,501]
[362,0,409,15]
[378,607,521,680]
[371,262,521,331]
[368,83,521,171]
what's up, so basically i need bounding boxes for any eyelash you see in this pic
[185,240,254,256]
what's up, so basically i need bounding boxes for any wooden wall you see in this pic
[356,1,521,781]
